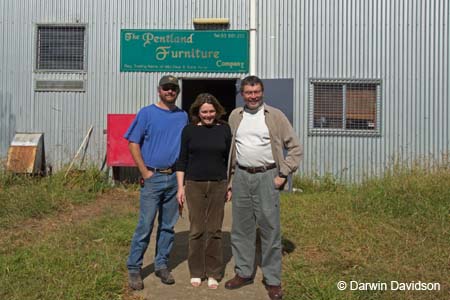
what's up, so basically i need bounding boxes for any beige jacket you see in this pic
[227,104,303,182]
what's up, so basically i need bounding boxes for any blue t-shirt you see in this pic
[124,104,188,168]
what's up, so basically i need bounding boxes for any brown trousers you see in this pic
[185,180,227,279]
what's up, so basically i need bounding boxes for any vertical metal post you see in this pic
[249,0,257,75]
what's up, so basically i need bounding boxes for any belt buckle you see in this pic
[160,168,172,174]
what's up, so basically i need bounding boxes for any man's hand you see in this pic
[273,176,287,189]
[128,142,154,181]
[142,169,154,180]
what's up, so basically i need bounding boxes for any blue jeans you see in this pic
[127,172,179,273]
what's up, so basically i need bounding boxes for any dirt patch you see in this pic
[0,188,139,247]
[302,245,327,264]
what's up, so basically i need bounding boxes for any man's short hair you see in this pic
[240,75,264,92]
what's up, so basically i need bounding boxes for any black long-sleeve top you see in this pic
[176,123,232,181]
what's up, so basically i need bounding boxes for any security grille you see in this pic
[36,25,86,71]
[309,79,381,136]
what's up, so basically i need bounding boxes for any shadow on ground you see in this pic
[141,231,233,280]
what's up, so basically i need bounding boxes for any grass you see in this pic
[282,165,450,300]
[0,210,136,300]
[0,166,124,300]
[0,167,110,228]
[0,165,449,299]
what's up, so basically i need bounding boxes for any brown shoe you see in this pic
[224,274,254,290]
[265,284,283,300]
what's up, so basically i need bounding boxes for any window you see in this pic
[36,25,86,71]
[309,79,381,136]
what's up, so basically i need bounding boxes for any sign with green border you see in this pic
[120,30,249,73]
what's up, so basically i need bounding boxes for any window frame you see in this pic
[308,78,382,137]
[34,23,88,73]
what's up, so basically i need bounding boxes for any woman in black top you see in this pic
[176,93,232,289]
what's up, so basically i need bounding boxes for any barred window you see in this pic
[309,79,381,136]
[36,25,86,71]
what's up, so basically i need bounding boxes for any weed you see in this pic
[1,163,448,300]
[0,211,135,300]
[0,166,110,228]
[293,173,346,194]
[281,165,450,300]
[352,164,450,222]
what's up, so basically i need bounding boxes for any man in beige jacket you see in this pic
[224,76,303,300]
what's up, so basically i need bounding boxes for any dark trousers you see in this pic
[185,180,227,279]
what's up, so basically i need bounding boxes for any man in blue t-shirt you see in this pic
[124,75,188,289]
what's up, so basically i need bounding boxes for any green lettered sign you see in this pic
[120,30,249,73]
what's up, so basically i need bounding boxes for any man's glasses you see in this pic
[161,85,179,92]
[243,90,262,96]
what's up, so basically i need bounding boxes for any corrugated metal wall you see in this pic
[1,0,449,181]
[258,0,449,181]
[0,0,248,168]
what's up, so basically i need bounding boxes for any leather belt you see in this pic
[147,166,174,174]
[238,163,277,174]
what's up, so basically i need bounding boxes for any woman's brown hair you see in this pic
[189,93,226,124]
